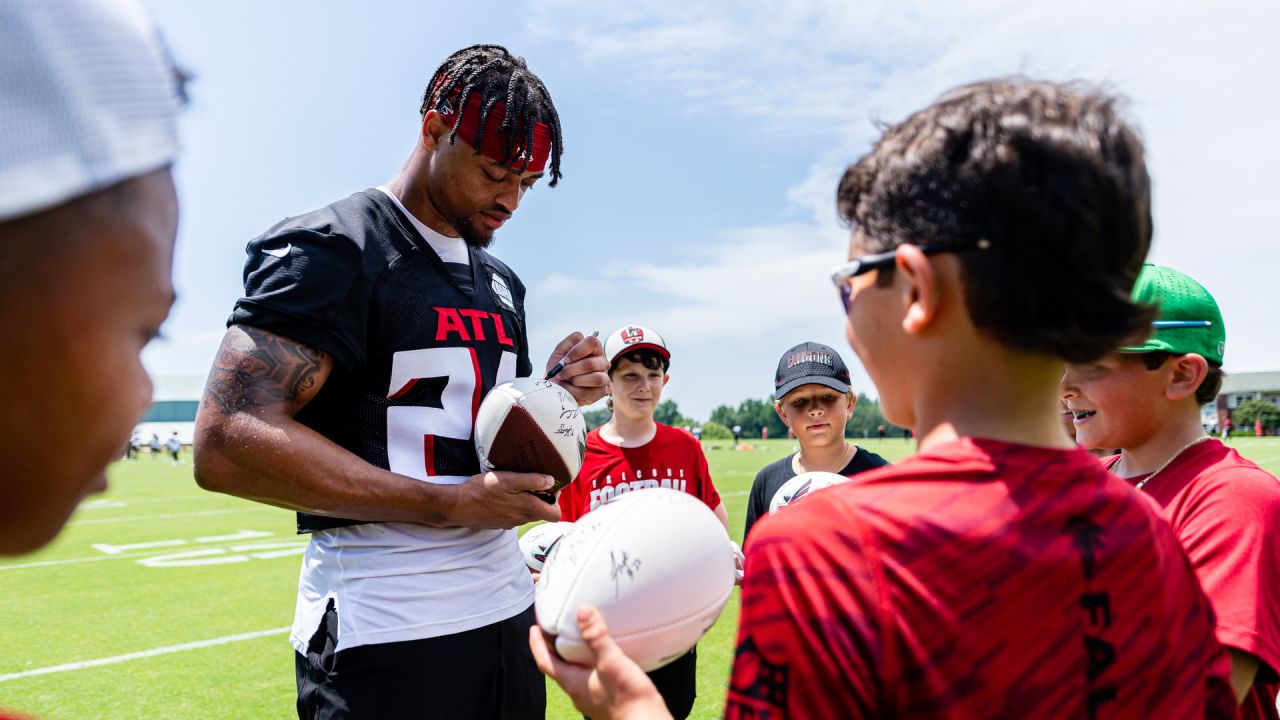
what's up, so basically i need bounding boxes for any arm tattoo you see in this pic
[204,326,327,415]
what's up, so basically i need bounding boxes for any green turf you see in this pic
[2,437,1277,718]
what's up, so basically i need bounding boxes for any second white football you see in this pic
[535,488,735,671]
[519,521,574,572]
[767,471,851,514]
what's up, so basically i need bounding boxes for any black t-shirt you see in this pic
[229,189,533,533]
[742,447,890,542]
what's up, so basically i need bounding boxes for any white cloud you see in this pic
[142,329,225,381]
[527,0,1280,417]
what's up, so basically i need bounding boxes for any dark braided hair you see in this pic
[420,44,563,187]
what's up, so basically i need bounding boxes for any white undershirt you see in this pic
[376,185,469,265]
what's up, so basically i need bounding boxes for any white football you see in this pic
[767,471,851,514]
[535,488,735,671]
[519,521,574,572]
[475,378,586,492]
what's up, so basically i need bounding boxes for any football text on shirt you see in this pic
[590,469,688,510]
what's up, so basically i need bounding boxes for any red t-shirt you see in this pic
[1107,439,1280,719]
[727,438,1235,719]
[558,424,721,521]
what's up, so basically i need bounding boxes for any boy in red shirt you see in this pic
[557,324,726,719]
[532,78,1236,719]
[1063,264,1280,718]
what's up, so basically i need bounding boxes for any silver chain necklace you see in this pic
[1114,435,1211,491]
[796,442,855,475]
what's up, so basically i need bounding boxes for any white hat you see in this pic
[0,0,181,221]
[604,325,670,369]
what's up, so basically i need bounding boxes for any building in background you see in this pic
[1214,371,1280,431]
[136,375,204,445]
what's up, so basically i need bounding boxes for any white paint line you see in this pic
[91,539,187,556]
[721,490,749,498]
[137,541,307,568]
[72,494,227,514]
[195,529,274,543]
[69,507,277,526]
[0,537,299,572]
[77,500,127,510]
[0,626,291,683]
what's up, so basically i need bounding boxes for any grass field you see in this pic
[3,437,1279,719]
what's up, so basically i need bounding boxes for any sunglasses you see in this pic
[829,239,991,313]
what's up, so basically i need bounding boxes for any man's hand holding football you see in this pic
[449,471,561,529]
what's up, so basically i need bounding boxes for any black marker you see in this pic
[545,330,599,380]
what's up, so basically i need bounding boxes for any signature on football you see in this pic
[609,549,642,599]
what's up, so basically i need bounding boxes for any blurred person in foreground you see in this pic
[0,0,181,556]
[0,0,182,718]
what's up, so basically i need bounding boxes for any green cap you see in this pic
[1121,264,1225,364]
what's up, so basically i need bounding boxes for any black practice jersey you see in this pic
[742,447,889,542]
[229,189,533,533]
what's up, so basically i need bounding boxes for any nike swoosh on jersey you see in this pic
[262,243,292,258]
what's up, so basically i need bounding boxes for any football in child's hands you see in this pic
[534,488,735,671]
[768,471,850,513]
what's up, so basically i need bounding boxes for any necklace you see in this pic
[1115,435,1211,491]
[796,442,855,474]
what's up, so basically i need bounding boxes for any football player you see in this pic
[557,324,727,719]
[741,341,887,542]
[532,78,1237,719]
[193,46,608,719]
[1062,265,1280,717]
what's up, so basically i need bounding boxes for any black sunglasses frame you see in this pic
[830,239,990,313]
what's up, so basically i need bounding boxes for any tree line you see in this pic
[583,394,906,440]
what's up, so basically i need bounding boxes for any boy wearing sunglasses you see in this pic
[1062,265,1280,718]
[532,78,1235,719]
[741,342,887,542]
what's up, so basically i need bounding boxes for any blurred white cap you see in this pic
[0,0,181,221]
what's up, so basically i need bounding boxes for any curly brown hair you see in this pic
[837,78,1155,363]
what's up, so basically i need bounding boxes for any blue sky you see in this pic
[143,0,1280,420]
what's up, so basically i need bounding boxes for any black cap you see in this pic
[774,342,851,398]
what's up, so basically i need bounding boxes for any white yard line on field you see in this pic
[0,627,291,683]
[0,537,302,572]
[78,494,225,510]
[69,507,277,526]
[721,490,749,498]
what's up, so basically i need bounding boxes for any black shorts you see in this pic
[295,600,545,720]
[583,647,696,720]
[648,647,697,719]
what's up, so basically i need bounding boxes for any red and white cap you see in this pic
[604,325,670,369]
